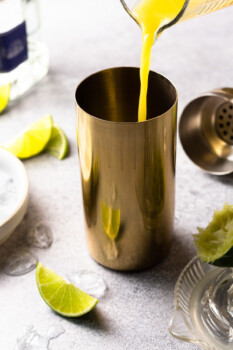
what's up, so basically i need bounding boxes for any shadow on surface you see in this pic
[207,172,233,186]
[0,217,27,272]
[0,196,46,274]
[99,232,195,293]
[55,308,110,333]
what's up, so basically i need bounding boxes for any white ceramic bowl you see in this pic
[0,148,29,244]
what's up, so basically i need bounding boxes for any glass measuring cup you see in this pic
[121,0,233,34]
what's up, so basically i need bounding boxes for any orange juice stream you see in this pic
[133,0,233,122]
[132,0,185,122]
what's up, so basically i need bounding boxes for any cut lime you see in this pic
[194,203,233,267]
[36,263,98,317]
[101,200,120,240]
[45,123,69,160]
[3,115,53,159]
[0,84,11,114]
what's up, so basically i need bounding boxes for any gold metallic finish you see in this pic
[179,88,233,175]
[75,67,177,271]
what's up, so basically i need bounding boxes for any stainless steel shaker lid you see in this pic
[179,88,233,175]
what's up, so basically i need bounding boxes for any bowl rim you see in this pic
[0,148,29,229]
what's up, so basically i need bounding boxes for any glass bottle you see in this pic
[0,0,49,101]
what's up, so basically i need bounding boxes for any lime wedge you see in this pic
[3,115,53,159]
[45,123,69,160]
[0,84,11,114]
[194,203,233,267]
[101,200,120,240]
[36,263,98,317]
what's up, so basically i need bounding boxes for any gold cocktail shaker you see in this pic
[75,67,177,271]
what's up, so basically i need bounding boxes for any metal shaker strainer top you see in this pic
[179,88,233,175]
[215,101,233,145]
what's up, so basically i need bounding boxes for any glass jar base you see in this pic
[0,40,49,100]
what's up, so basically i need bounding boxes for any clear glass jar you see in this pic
[121,0,233,31]
[182,0,233,21]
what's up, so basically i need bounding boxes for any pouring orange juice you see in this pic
[121,0,233,122]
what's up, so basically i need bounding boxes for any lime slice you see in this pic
[194,203,233,267]
[3,115,53,159]
[45,123,69,160]
[101,200,120,240]
[0,84,11,114]
[36,263,98,317]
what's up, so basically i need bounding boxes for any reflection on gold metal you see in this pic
[77,109,99,227]
[75,67,177,271]
[92,155,98,188]
[78,115,92,181]
[179,88,233,175]
[81,154,99,227]
[101,200,121,240]
[137,148,165,232]
[173,105,177,173]
[102,239,118,261]
[76,127,79,148]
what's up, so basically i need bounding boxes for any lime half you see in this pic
[194,203,233,267]
[0,84,11,114]
[36,263,98,317]
[45,123,69,160]
[3,115,53,159]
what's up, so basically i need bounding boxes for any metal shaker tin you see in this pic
[75,67,177,271]
[179,88,233,175]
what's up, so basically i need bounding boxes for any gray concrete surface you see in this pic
[1,0,233,349]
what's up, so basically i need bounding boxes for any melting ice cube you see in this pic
[25,224,53,249]
[15,325,65,350]
[3,250,38,276]
[67,270,107,298]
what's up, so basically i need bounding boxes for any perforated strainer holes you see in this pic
[216,102,233,145]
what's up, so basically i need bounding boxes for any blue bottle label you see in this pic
[0,21,28,73]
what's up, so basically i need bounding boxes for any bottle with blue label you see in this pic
[0,0,49,100]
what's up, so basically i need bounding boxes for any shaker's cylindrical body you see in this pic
[75,67,177,271]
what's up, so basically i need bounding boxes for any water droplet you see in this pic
[25,224,53,249]
[67,270,107,298]
[15,326,49,350]
[15,325,65,350]
[4,250,38,276]
[46,325,65,339]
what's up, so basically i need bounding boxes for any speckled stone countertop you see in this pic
[1,1,233,349]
